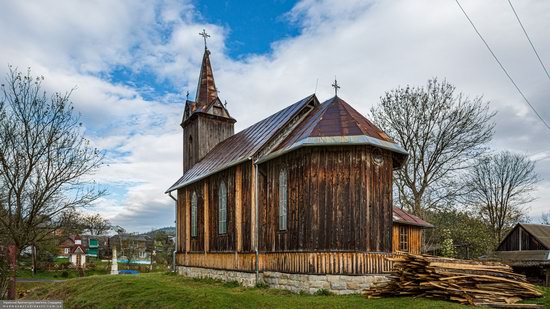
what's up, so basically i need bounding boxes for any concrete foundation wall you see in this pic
[176,266,389,295]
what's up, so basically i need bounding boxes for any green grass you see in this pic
[16,268,109,280]
[21,272,549,308]
[22,272,470,308]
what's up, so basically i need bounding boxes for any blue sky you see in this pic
[196,0,300,58]
[1,0,550,232]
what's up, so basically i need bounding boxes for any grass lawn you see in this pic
[16,268,109,280]
[21,273,548,308]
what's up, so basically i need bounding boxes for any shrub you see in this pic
[60,271,69,278]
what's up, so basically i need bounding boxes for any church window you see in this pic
[191,192,198,238]
[399,225,409,252]
[373,149,384,166]
[219,180,227,234]
[279,168,288,231]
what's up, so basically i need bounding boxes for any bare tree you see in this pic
[465,151,539,247]
[541,212,550,225]
[0,66,104,264]
[82,213,111,235]
[371,79,495,216]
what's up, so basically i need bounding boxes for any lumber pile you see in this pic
[364,254,543,307]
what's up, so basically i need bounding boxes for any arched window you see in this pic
[191,192,198,238]
[218,180,227,234]
[279,168,288,231]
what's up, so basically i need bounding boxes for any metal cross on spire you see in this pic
[199,29,210,49]
[332,78,341,96]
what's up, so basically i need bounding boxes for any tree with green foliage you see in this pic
[439,229,456,258]
[425,209,493,259]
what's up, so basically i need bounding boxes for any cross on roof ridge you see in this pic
[331,78,341,96]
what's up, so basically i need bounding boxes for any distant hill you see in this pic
[141,227,176,237]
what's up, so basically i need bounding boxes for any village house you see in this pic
[110,233,153,264]
[58,235,87,268]
[166,35,433,294]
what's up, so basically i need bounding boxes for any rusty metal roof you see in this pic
[257,96,408,167]
[195,48,218,106]
[393,207,434,228]
[166,94,317,192]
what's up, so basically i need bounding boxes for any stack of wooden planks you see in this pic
[364,254,543,307]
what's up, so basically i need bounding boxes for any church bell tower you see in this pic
[181,30,236,172]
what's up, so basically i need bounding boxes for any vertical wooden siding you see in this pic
[258,146,393,252]
[178,162,253,254]
[497,226,547,251]
[176,251,402,275]
[183,115,234,172]
[207,167,236,252]
[391,224,423,255]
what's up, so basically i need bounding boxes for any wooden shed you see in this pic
[495,223,550,285]
[166,45,432,283]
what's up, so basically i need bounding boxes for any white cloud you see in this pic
[1,0,549,231]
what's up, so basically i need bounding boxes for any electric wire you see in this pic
[454,0,550,130]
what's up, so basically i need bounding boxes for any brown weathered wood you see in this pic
[257,146,395,253]
[235,165,242,252]
[176,251,402,275]
[364,254,543,306]
[250,162,257,252]
[204,181,210,253]
[185,189,190,253]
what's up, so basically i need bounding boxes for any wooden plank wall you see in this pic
[497,226,547,251]
[240,162,253,252]
[207,167,236,252]
[196,116,234,163]
[183,114,234,172]
[178,162,253,254]
[187,181,205,252]
[258,146,393,252]
[391,224,423,255]
[176,252,402,275]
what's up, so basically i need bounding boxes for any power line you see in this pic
[507,0,550,83]
[454,0,550,130]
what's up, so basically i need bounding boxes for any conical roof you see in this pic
[195,49,218,106]
[261,96,408,168]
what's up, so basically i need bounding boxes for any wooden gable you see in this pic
[497,224,549,251]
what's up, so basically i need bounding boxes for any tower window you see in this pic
[279,168,288,231]
[218,180,227,234]
[191,192,198,238]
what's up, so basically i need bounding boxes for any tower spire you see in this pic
[195,30,217,105]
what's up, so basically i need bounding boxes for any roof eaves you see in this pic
[394,219,434,228]
[165,157,251,193]
[256,135,408,165]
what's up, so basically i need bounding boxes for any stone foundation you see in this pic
[177,266,257,287]
[176,266,389,295]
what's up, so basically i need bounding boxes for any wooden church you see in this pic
[166,35,432,288]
